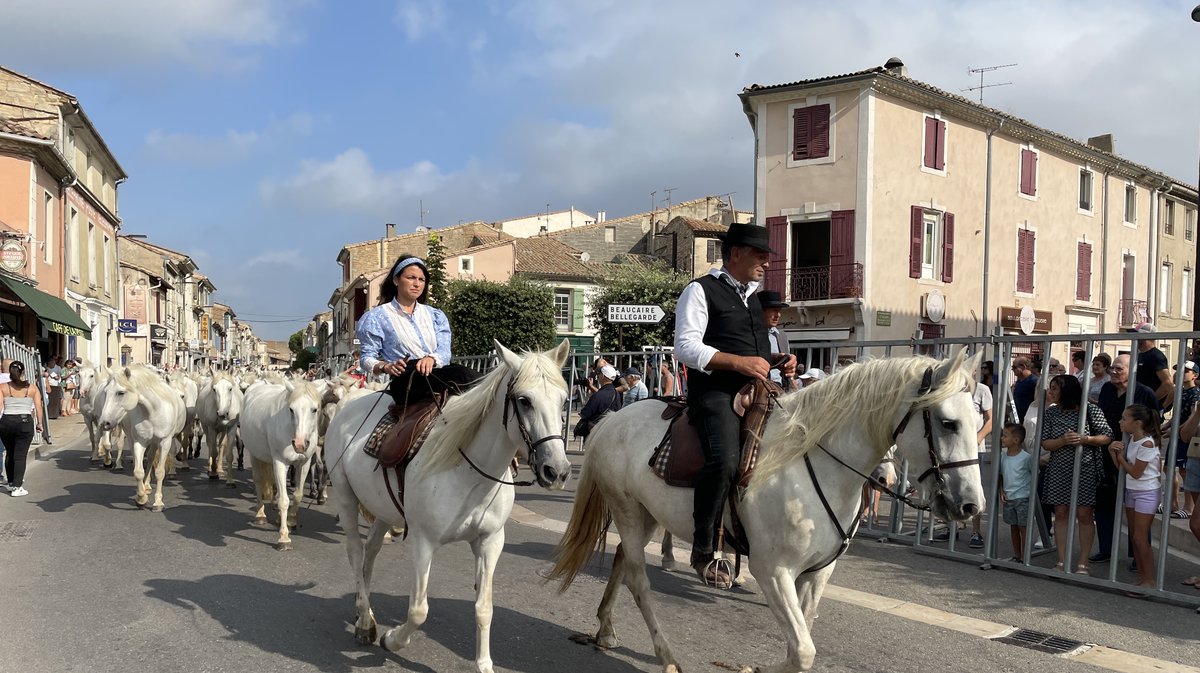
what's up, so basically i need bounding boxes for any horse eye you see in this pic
[519,396,532,407]
[941,419,959,432]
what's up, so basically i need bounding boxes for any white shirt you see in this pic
[674,268,760,373]
[972,382,993,451]
[1124,437,1162,491]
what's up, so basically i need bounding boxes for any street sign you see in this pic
[117,319,138,334]
[608,304,665,324]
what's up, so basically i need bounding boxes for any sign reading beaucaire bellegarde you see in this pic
[607,304,665,324]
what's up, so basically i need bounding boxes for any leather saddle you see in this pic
[362,395,445,526]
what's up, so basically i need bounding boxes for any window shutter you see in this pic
[830,210,856,296]
[935,119,946,170]
[765,216,788,295]
[571,288,585,331]
[1019,150,1030,194]
[1017,229,1035,293]
[1076,242,1092,301]
[792,108,810,160]
[1029,151,1037,195]
[809,104,831,159]
[923,117,938,169]
[909,206,924,279]
[941,212,954,282]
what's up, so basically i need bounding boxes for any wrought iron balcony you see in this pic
[1118,299,1149,328]
[764,263,864,302]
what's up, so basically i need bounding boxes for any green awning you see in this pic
[0,276,92,338]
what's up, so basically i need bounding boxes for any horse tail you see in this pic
[546,464,610,593]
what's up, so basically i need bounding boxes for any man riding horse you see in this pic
[674,221,796,587]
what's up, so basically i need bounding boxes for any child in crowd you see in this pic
[1109,404,1163,597]
[999,423,1034,561]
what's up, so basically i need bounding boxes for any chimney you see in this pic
[883,56,907,78]
[385,223,396,238]
[597,211,606,223]
[1087,134,1114,154]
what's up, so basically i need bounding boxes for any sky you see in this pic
[1,0,1197,339]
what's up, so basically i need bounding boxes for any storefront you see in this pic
[0,274,92,357]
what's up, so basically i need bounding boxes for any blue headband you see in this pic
[391,257,426,277]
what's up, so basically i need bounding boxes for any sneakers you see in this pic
[968,533,984,549]
[1088,552,1111,563]
[9,486,28,497]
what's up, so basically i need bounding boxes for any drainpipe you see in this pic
[981,117,1004,337]
[740,95,760,224]
[1147,182,1163,321]
[1099,170,1111,330]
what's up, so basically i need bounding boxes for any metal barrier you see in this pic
[0,336,50,443]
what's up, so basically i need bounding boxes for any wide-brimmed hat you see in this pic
[717,222,774,253]
[758,290,786,309]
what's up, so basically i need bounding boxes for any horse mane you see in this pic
[421,351,566,477]
[748,352,975,491]
[113,365,175,411]
[286,380,320,405]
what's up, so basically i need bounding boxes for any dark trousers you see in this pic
[387,363,482,407]
[0,414,35,487]
[690,388,740,560]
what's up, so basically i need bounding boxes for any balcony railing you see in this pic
[1118,299,1149,327]
[764,263,864,302]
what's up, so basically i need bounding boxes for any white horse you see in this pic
[239,379,323,550]
[95,366,187,512]
[79,366,113,466]
[167,373,200,465]
[548,350,986,673]
[196,371,243,484]
[325,340,573,673]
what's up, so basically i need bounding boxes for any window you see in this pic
[1078,169,1093,211]
[1160,263,1172,314]
[553,290,571,328]
[923,116,946,170]
[1124,184,1137,224]
[1183,268,1192,318]
[791,103,831,161]
[43,192,52,263]
[459,257,473,274]
[604,226,615,243]
[1016,229,1036,293]
[87,222,96,286]
[1076,241,1092,301]
[908,206,954,282]
[1164,200,1175,236]
[706,239,720,263]
[68,208,79,281]
[103,235,111,295]
[1019,148,1038,197]
[917,322,944,339]
[1187,209,1195,242]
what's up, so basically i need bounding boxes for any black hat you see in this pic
[717,222,774,253]
[623,366,642,377]
[758,290,786,309]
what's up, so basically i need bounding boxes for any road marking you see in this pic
[509,503,1200,673]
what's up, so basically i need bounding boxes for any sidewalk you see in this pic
[30,412,88,465]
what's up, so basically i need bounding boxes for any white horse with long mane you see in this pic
[324,340,573,673]
[95,366,187,512]
[239,378,323,550]
[79,366,113,466]
[548,350,986,673]
[196,371,243,484]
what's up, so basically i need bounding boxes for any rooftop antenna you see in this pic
[963,63,1016,104]
[419,199,430,229]
[661,187,677,210]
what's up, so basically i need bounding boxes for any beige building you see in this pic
[494,207,597,238]
[740,59,1197,366]
[656,215,731,277]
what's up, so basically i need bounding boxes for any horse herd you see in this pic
[67,342,988,673]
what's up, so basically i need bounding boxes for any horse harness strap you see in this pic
[458,374,559,487]
[801,453,863,575]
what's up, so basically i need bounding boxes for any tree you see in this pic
[425,232,448,307]
[292,350,318,371]
[588,265,689,351]
[288,329,304,355]
[442,278,556,356]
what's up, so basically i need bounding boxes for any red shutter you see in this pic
[830,210,856,296]
[1029,150,1038,195]
[935,119,947,170]
[923,117,938,169]
[1076,242,1092,301]
[1017,229,1035,293]
[1020,149,1038,196]
[765,216,788,295]
[1019,150,1030,194]
[941,212,954,282]
[809,104,831,159]
[793,108,810,160]
[909,206,924,279]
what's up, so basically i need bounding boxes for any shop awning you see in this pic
[0,276,92,338]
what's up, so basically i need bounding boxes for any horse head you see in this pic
[213,374,241,422]
[96,368,141,431]
[891,348,986,523]
[282,380,321,455]
[78,366,97,397]
[494,338,573,489]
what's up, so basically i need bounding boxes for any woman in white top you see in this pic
[0,361,44,497]
[1108,403,1162,595]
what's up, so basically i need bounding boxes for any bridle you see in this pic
[889,366,979,490]
[456,375,561,487]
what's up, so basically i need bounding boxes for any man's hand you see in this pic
[732,355,771,381]
[779,354,797,378]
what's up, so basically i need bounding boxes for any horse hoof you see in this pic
[175,452,184,461]
[316,496,327,505]
[354,626,376,645]
[165,474,179,481]
[151,504,164,513]
[595,633,618,649]
[208,473,219,480]
[225,482,237,489]
[661,558,677,572]
[253,517,267,526]
[112,465,124,472]
[89,458,100,465]
[276,541,293,551]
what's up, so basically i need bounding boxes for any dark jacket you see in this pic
[685,274,770,397]
[575,383,623,437]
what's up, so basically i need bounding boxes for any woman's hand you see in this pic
[378,360,407,377]
[1062,431,1082,446]
[415,356,435,376]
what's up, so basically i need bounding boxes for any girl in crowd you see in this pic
[0,361,44,497]
[1109,404,1163,597]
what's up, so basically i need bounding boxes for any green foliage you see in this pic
[588,265,689,351]
[292,349,317,371]
[425,232,448,306]
[288,329,304,355]
[443,278,556,356]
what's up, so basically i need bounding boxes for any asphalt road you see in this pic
[0,417,1196,673]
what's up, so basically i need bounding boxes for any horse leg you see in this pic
[273,461,293,550]
[336,474,379,644]
[595,543,626,648]
[223,432,238,488]
[797,564,834,625]
[131,440,149,506]
[615,516,681,673]
[206,428,220,479]
[149,440,170,512]
[659,530,677,571]
[469,530,503,673]
[251,460,269,525]
[750,561,816,673]
[289,459,312,529]
[381,538,434,652]
[87,421,99,464]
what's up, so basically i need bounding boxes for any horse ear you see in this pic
[123,367,132,379]
[282,378,295,392]
[550,338,570,367]
[494,339,522,371]
[931,346,970,389]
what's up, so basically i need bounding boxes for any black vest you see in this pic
[685,274,770,396]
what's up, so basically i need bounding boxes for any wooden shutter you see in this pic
[1020,149,1037,196]
[830,210,856,295]
[792,108,810,160]
[909,206,924,278]
[809,104,831,159]
[765,216,788,295]
[935,119,946,170]
[572,288,585,330]
[1017,229,1035,292]
[1076,242,1092,301]
[923,117,938,169]
[941,212,954,282]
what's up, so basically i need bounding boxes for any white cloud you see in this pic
[394,0,447,41]
[0,0,308,73]
[246,250,307,268]
[143,113,314,165]
[258,148,456,214]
